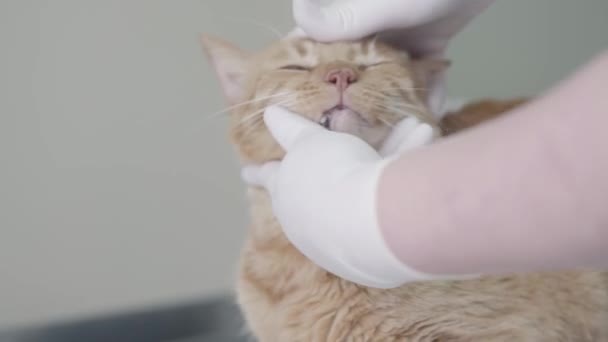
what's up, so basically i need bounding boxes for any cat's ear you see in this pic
[200,34,250,104]
[410,58,451,116]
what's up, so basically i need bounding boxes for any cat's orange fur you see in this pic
[440,98,529,135]
[202,34,608,341]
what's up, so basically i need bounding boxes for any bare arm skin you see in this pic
[379,50,608,276]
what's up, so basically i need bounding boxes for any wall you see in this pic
[1,0,607,329]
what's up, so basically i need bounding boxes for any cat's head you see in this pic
[202,31,448,163]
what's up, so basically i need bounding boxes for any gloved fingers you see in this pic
[393,122,438,154]
[264,106,326,151]
[241,162,280,194]
[426,70,448,119]
[380,117,438,157]
[293,0,457,42]
[293,0,398,42]
[284,27,307,39]
[379,116,421,157]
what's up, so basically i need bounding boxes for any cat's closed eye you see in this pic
[279,62,393,72]
[279,65,311,71]
[359,61,392,71]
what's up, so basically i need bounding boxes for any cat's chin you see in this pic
[319,106,389,149]
[320,106,365,132]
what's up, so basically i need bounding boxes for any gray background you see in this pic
[1,0,607,329]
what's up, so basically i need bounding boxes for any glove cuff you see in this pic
[336,159,478,288]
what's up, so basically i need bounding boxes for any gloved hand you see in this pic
[293,0,494,57]
[293,0,495,115]
[242,106,441,288]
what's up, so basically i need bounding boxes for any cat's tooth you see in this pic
[320,114,330,129]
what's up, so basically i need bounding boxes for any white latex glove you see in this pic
[293,0,494,56]
[242,106,440,288]
[293,0,495,115]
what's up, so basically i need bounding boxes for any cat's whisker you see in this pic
[282,94,321,110]
[360,91,426,112]
[364,85,428,95]
[237,114,269,140]
[207,92,294,118]
[377,117,397,128]
[375,87,428,92]
[238,105,283,127]
[368,100,427,123]
[379,105,424,120]
[236,97,297,128]
[208,89,320,122]
[361,87,429,107]
[183,94,296,139]
[363,93,427,115]
[360,88,398,100]
[380,101,426,113]
[361,87,424,100]
[237,94,323,139]
[245,92,320,118]
[244,20,284,39]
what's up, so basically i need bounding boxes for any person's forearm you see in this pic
[378,50,608,276]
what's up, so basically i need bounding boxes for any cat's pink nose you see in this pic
[325,67,358,91]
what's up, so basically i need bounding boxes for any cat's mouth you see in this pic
[319,105,368,131]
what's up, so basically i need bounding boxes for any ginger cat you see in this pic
[202,33,608,341]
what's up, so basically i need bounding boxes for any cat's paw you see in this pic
[380,116,438,157]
